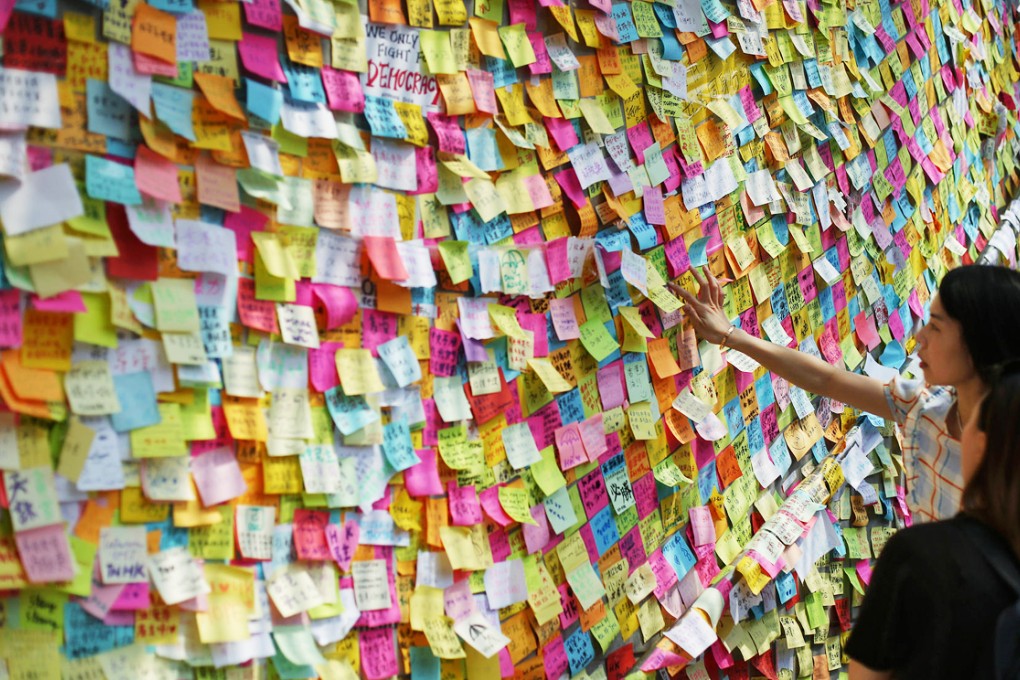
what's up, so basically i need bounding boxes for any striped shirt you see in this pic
[884,375,963,523]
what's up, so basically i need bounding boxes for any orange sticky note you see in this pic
[363,236,410,280]
[195,152,240,213]
[132,3,177,65]
[282,16,324,68]
[135,145,183,203]
[2,350,64,402]
[647,338,682,379]
[194,72,247,121]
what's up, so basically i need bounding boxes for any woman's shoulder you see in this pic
[879,518,971,563]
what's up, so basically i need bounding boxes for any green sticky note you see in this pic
[74,292,118,349]
[497,23,537,68]
[420,30,458,74]
[437,240,473,284]
[578,319,618,362]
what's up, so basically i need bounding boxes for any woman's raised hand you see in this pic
[668,268,734,345]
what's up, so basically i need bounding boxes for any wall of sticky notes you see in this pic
[0,0,1019,675]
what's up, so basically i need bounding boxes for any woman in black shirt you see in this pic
[847,362,1020,679]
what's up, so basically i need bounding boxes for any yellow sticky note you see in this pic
[130,403,187,458]
[437,241,473,284]
[498,23,537,67]
[335,349,385,395]
[152,278,201,333]
[498,486,537,525]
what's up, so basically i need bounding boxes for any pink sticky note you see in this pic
[522,505,550,553]
[16,524,76,583]
[404,449,443,497]
[360,309,398,354]
[554,167,587,208]
[224,206,267,262]
[626,122,655,164]
[519,313,548,357]
[322,66,365,113]
[0,289,22,347]
[0,0,15,34]
[527,31,552,74]
[363,236,409,280]
[191,447,247,506]
[135,146,183,202]
[644,184,666,225]
[466,69,496,114]
[111,582,150,610]
[856,558,873,585]
[522,174,554,209]
[31,290,85,313]
[448,483,483,526]
[133,51,177,77]
[545,116,579,152]
[312,284,357,330]
[411,146,438,196]
[293,281,314,307]
[479,486,514,527]
[243,0,281,30]
[578,414,607,461]
[360,627,399,680]
[597,362,625,410]
[238,33,288,83]
[324,520,359,571]
[554,423,587,470]
[542,636,569,680]
[545,239,572,287]
[426,113,466,154]
[309,341,343,392]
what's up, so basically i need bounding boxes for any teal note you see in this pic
[85,154,142,205]
[246,78,284,124]
[110,372,161,433]
[151,82,197,141]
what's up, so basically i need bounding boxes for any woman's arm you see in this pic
[670,268,893,420]
[848,659,894,680]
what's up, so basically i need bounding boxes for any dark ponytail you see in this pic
[938,265,1020,383]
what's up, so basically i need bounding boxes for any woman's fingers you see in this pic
[691,267,706,289]
[708,271,724,307]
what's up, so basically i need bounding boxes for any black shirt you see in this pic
[846,515,1017,679]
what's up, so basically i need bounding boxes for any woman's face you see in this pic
[961,397,987,484]
[915,294,976,386]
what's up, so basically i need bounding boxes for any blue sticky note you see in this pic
[466,126,500,171]
[110,372,161,433]
[564,628,596,675]
[15,0,58,17]
[86,80,134,141]
[661,530,697,580]
[590,506,620,557]
[325,386,380,435]
[879,339,906,369]
[688,236,710,267]
[611,2,639,43]
[148,0,192,13]
[382,419,420,472]
[246,78,283,124]
[105,138,137,160]
[64,603,135,658]
[85,154,142,205]
[776,570,797,604]
[282,61,326,104]
[410,647,441,680]
[363,95,408,139]
[151,82,196,141]
[271,651,314,680]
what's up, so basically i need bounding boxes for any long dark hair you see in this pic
[962,364,1020,558]
[939,265,1020,382]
